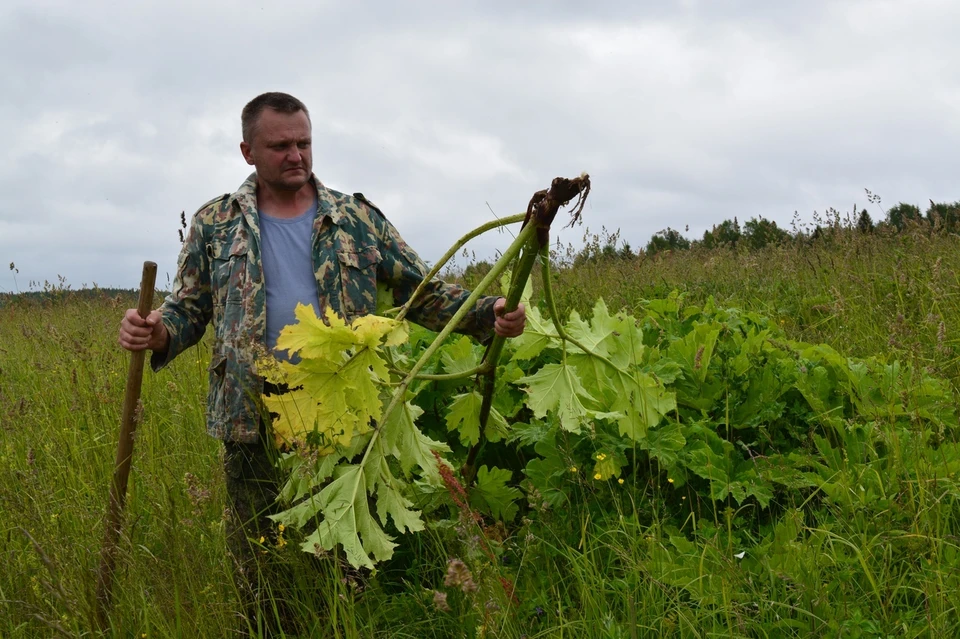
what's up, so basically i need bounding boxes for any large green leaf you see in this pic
[445,390,509,446]
[440,335,481,376]
[611,370,676,440]
[521,427,574,507]
[380,400,450,481]
[471,465,522,522]
[517,362,603,433]
[510,306,560,361]
[643,420,686,467]
[669,322,723,411]
[300,465,395,570]
[371,454,425,534]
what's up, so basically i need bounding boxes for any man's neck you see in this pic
[257,179,317,219]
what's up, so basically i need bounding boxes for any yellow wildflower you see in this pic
[259,536,265,544]
[594,473,602,480]
[667,478,674,484]
[596,453,607,461]
[570,466,577,473]
[618,478,624,485]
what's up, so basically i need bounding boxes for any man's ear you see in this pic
[240,141,255,166]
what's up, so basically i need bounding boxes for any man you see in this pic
[118,92,526,627]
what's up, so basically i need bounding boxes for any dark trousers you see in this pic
[223,431,292,633]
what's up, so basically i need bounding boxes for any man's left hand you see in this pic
[493,297,526,338]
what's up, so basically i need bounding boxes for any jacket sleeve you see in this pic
[376,217,497,343]
[151,211,213,370]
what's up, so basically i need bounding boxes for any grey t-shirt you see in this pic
[259,202,320,361]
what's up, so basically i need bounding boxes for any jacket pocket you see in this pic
[337,246,381,317]
[208,237,248,336]
[209,238,248,304]
[206,352,228,429]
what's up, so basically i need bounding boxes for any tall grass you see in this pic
[519,222,960,387]
[2,221,959,637]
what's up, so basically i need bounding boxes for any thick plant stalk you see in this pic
[463,174,592,484]
[297,221,540,565]
[363,221,540,467]
[268,176,591,569]
[462,239,540,483]
[368,175,590,479]
[396,213,526,323]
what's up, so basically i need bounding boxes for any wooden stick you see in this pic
[95,261,157,631]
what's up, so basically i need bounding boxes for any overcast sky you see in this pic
[2,0,958,292]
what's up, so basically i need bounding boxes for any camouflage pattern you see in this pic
[152,172,498,442]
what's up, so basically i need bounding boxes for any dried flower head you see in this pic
[444,558,477,593]
[184,472,211,515]
[433,590,451,612]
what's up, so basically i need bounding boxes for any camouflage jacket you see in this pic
[152,173,498,443]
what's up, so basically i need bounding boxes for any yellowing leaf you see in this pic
[260,306,411,449]
[266,387,355,452]
[275,304,354,361]
[352,314,406,347]
[264,356,380,449]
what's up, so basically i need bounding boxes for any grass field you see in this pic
[2,221,959,637]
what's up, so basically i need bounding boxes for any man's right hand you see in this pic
[119,308,169,354]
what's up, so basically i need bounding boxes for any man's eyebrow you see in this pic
[267,136,311,145]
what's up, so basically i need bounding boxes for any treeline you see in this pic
[452,197,960,282]
[0,287,142,307]
[640,198,960,256]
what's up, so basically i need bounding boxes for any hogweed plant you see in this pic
[258,175,598,569]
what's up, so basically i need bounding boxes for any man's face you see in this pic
[240,108,312,192]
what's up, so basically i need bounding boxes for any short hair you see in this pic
[241,92,310,143]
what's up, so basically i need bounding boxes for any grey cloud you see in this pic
[1,0,959,292]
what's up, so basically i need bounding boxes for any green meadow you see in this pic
[3,215,960,638]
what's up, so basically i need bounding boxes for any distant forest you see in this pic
[0,287,146,305]
[5,197,958,303]
[638,197,960,257]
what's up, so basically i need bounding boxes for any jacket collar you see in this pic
[230,172,345,226]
